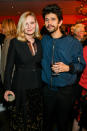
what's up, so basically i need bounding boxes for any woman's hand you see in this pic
[4,90,15,101]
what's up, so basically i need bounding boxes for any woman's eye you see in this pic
[31,22,35,24]
[25,23,28,26]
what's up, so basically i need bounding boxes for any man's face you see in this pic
[78,28,85,40]
[44,13,62,34]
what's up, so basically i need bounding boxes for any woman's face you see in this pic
[23,15,36,36]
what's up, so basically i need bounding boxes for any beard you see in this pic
[46,25,58,34]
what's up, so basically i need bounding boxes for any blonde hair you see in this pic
[17,11,41,41]
[2,19,16,37]
[72,23,85,35]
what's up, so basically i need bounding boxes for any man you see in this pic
[41,4,85,131]
[71,23,85,42]
[71,23,86,131]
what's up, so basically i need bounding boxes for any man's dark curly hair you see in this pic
[42,4,63,22]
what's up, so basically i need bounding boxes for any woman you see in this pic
[1,18,16,83]
[4,11,42,131]
[0,19,16,131]
[78,42,87,131]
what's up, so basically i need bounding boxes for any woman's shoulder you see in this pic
[10,37,17,43]
[35,38,42,45]
[10,38,26,45]
[10,37,20,42]
[35,38,41,42]
[4,36,14,43]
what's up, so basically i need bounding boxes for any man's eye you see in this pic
[51,18,56,21]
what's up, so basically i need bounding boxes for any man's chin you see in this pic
[48,30,55,34]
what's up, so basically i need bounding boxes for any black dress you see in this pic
[4,38,43,131]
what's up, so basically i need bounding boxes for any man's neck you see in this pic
[51,30,63,39]
[75,36,81,41]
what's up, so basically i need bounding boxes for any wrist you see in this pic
[69,64,74,73]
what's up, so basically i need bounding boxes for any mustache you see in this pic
[47,25,55,28]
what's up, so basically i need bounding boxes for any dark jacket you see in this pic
[4,38,42,109]
[41,35,85,87]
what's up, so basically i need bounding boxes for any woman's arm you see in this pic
[4,38,16,90]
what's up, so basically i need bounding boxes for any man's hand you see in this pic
[51,62,70,74]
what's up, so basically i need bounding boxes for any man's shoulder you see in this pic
[65,35,81,45]
[65,35,75,41]
[41,35,51,41]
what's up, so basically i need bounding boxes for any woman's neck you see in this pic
[25,34,34,43]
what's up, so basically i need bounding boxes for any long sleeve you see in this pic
[79,46,87,89]
[1,38,11,83]
[35,39,42,64]
[83,46,87,64]
[70,40,86,74]
[41,35,86,87]
[4,39,16,90]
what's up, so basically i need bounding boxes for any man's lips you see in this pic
[47,25,54,28]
